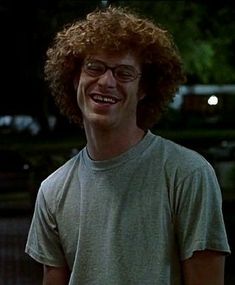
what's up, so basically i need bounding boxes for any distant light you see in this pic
[208,95,218,105]
[23,164,30,170]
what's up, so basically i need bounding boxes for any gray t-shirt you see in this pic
[25,131,230,285]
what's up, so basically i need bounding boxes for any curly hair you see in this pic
[44,6,186,130]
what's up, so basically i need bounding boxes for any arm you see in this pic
[182,250,225,285]
[43,265,70,285]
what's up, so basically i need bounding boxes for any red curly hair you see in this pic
[44,6,186,130]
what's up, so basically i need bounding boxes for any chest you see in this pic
[57,166,175,269]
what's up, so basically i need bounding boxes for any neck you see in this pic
[84,124,146,161]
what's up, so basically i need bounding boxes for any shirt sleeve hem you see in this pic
[25,245,67,267]
[180,241,231,261]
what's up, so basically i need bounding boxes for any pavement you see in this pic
[0,209,42,285]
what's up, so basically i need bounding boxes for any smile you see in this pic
[91,94,120,104]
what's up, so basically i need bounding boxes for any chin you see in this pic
[85,114,117,130]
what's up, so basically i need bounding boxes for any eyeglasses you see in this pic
[83,59,141,82]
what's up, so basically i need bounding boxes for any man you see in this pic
[25,6,230,285]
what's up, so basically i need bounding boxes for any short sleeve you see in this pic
[25,186,67,267]
[174,163,231,260]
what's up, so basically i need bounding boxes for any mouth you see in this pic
[90,94,120,104]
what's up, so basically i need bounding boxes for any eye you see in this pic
[85,61,105,76]
[115,66,136,81]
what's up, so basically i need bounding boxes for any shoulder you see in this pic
[149,132,215,182]
[151,132,210,167]
[38,150,83,203]
[42,153,80,186]
[152,135,222,207]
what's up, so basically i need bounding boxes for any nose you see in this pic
[97,69,117,89]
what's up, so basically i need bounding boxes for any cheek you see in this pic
[76,73,96,104]
[128,84,141,104]
[76,83,85,110]
[76,75,87,103]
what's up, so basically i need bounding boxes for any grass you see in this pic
[0,192,31,210]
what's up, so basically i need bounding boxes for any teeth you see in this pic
[92,95,117,104]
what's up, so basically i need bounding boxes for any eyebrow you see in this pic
[85,58,141,72]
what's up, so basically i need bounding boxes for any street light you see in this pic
[208,95,219,106]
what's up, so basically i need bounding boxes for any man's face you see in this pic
[75,52,143,131]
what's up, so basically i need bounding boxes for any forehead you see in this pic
[86,51,141,68]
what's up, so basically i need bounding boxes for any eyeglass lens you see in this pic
[84,60,140,82]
